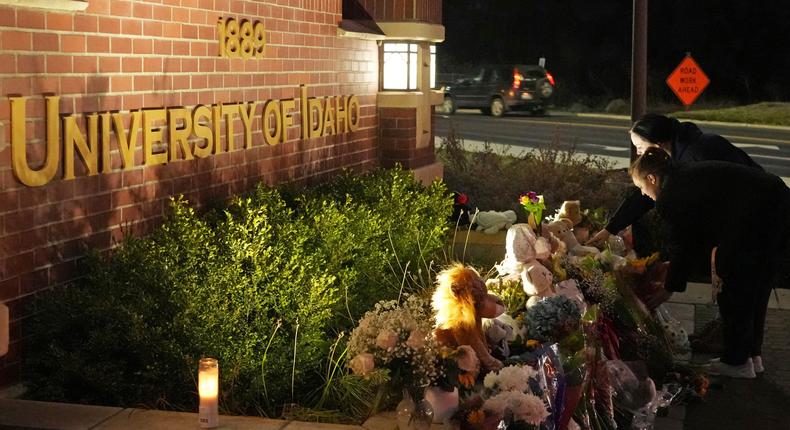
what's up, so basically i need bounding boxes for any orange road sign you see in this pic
[666,55,710,106]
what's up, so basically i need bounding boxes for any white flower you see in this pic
[484,365,538,393]
[376,329,399,350]
[348,353,375,376]
[406,329,426,349]
[483,391,549,426]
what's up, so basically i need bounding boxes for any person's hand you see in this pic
[643,288,672,310]
[586,229,611,246]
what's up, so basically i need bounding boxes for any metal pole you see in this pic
[630,0,648,161]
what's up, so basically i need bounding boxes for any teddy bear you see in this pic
[474,210,517,235]
[542,218,599,257]
[496,224,557,308]
[432,263,505,371]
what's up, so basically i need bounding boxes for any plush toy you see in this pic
[482,317,513,359]
[474,210,517,235]
[496,224,557,308]
[432,263,505,370]
[524,263,556,308]
[543,218,599,257]
[557,200,583,226]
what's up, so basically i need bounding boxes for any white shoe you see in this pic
[708,358,756,379]
[752,356,764,373]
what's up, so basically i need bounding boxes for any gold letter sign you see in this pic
[217,17,265,59]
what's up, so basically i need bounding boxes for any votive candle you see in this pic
[198,358,219,428]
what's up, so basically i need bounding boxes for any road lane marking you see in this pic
[732,142,781,150]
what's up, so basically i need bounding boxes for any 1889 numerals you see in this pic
[217,17,266,59]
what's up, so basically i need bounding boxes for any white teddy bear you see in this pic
[474,210,517,234]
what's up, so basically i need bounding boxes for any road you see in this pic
[433,110,790,179]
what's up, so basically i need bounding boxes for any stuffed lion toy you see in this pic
[432,263,505,370]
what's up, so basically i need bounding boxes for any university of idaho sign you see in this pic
[9,85,360,187]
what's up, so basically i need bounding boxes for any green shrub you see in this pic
[23,168,452,419]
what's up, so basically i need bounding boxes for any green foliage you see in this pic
[23,168,452,419]
[672,102,790,127]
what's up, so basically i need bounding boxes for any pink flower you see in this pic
[527,191,539,203]
[456,345,480,372]
[375,329,398,350]
[406,329,426,349]
[348,353,375,376]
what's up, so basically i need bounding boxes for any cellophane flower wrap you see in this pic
[346,294,439,394]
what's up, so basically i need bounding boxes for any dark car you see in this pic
[440,65,555,117]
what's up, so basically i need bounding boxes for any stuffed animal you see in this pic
[543,218,599,257]
[496,224,557,308]
[524,263,556,308]
[432,263,505,370]
[474,210,517,235]
[482,317,513,359]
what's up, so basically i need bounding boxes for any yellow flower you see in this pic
[526,339,540,348]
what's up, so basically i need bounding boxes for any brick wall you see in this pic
[378,106,434,169]
[0,0,380,386]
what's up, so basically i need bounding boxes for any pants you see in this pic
[717,277,773,365]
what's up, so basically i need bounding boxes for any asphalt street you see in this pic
[434,110,790,179]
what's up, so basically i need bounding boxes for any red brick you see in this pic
[143,57,161,73]
[0,278,20,302]
[111,37,132,54]
[17,9,45,29]
[46,12,73,31]
[153,40,172,55]
[132,38,153,55]
[172,41,190,56]
[133,3,153,19]
[152,5,172,21]
[87,35,110,53]
[74,14,98,33]
[121,57,142,73]
[121,19,142,35]
[99,57,121,73]
[110,0,133,17]
[133,75,153,91]
[143,20,162,37]
[86,76,109,93]
[181,24,198,39]
[47,55,72,73]
[61,34,86,53]
[163,22,180,38]
[3,31,32,51]
[98,17,121,34]
[30,32,59,53]
[86,0,110,14]
[73,56,98,73]
[0,6,15,26]
[31,77,58,94]
[17,55,45,74]
[60,76,85,94]
[110,76,133,93]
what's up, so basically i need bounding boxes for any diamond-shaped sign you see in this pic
[666,55,710,106]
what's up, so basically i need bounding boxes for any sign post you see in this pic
[666,54,710,107]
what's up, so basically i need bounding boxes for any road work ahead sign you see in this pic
[666,55,710,106]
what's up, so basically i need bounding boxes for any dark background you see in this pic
[440,0,790,108]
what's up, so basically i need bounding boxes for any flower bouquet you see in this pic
[346,295,439,402]
[520,192,546,232]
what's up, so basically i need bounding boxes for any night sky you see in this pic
[440,0,790,106]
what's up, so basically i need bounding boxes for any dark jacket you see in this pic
[605,121,762,234]
[655,161,790,292]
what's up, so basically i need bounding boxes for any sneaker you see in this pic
[752,356,764,373]
[708,358,756,379]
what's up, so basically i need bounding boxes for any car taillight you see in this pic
[545,71,556,86]
[513,68,523,89]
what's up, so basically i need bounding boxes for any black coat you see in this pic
[655,161,790,292]
[605,121,762,234]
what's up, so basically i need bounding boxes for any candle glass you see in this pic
[198,358,219,428]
